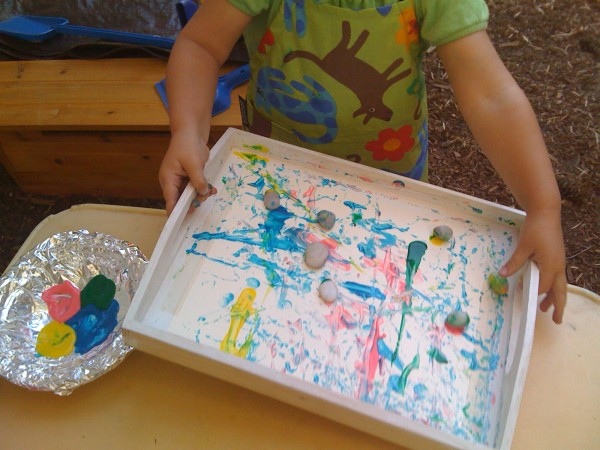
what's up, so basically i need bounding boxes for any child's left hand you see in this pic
[498,209,567,324]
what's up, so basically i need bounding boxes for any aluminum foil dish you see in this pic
[0,230,147,395]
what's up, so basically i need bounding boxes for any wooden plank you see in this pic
[0,100,242,130]
[0,58,246,130]
[0,126,235,197]
[0,58,246,196]
[0,101,170,130]
[0,130,165,197]
[0,58,168,83]
[1,82,168,105]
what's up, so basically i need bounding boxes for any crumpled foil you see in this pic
[0,230,147,395]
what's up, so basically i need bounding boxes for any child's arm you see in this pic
[437,30,567,323]
[159,0,251,214]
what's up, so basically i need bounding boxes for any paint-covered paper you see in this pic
[153,141,524,447]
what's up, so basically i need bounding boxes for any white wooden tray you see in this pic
[123,129,538,450]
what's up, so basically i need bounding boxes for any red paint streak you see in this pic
[356,315,386,398]
[303,185,316,210]
[364,248,408,297]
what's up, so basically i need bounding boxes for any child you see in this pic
[159,0,567,323]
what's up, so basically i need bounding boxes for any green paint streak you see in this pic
[471,206,483,214]
[463,403,471,418]
[392,240,427,364]
[243,143,269,152]
[234,151,268,166]
[351,211,362,226]
[397,352,420,394]
[405,240,427,290]
[427,346,449,364]
[401,305,431,314]
[501,217,516,226]
[430,414,444,423]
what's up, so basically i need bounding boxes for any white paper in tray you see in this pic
[125,129,538,450]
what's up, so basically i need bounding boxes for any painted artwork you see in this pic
[163,141,521,447]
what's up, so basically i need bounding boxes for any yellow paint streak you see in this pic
[220,287,257,357]
[233,151,269,164]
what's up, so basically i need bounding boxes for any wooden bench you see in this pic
[0,58,246,198]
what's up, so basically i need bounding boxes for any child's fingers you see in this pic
[187,167,209,200]
[499,243,530,278]
[539,274,567,324]
[160,170,185,216]
[163,183,180,216]
[191,184,217,208]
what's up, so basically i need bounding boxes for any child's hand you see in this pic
[159,130,211,215]
[498,210,567,324]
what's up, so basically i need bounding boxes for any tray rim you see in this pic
[123,128,539,450]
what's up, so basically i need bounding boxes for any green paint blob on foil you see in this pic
[80,274,116,310]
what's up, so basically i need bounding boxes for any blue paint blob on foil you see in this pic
[66,299,119,354]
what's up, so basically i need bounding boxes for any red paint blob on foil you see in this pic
[41,280,81,322]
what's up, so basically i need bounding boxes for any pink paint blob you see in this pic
[41,280,81,322]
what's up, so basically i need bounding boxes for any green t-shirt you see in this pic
[228,0,489,180]
[233,0,489,58]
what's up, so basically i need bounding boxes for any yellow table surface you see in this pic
[1,205,599,450]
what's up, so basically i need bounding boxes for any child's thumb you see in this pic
[188,169,209,198]
[499,246,530,277]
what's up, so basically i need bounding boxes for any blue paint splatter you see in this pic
[221,292,235,307]
[247,277,261,288]
[341,281,386,301]
[357,238,377,259]
[189,206,301,254]
[343,200,367,211]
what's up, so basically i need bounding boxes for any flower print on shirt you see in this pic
[258,29,275,54]
[365,126,415,162]
[395,4,419,49]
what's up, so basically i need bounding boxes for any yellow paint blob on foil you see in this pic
[35,321,76,358]
[220,287,257,358]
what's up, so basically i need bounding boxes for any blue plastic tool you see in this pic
[155,64,250,116]
[176,1,199,27]
[0,15,175,49]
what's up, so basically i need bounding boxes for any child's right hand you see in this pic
[159,130,211,215]
[499,209,567,324]
[159,0,251,214]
